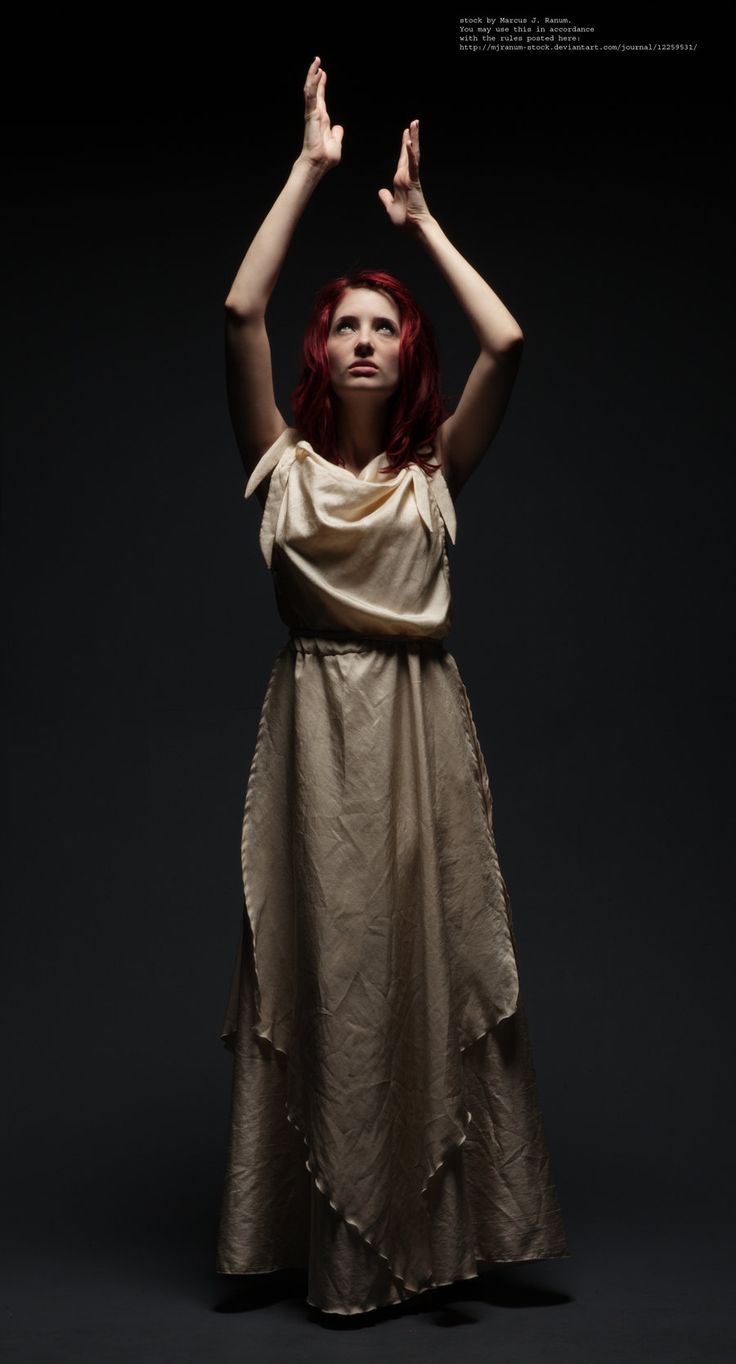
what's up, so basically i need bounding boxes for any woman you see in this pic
[216,54,569,1318]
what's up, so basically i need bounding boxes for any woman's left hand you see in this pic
[378,120,432,230]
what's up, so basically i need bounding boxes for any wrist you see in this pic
[406,212,439,242]
[292,154,328,186]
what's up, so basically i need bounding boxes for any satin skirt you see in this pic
[216,632,569,1315]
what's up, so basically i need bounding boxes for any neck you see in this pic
[333,403,389,472]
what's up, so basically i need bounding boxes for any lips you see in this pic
[349,362,377,371]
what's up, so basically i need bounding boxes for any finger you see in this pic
[305,56,321,107]
[393,134,410,183]
[307,70,322,119]
[317,66,327,115]
[406,123,421,175]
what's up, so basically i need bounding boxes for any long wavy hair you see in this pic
[289,269,454,478]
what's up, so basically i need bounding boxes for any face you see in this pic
[326,288,402,401]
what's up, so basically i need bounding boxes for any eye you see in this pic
[334,320,397,334]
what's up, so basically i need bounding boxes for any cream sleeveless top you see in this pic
[244,427,458,641]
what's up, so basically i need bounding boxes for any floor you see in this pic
[2,1208,732,1362]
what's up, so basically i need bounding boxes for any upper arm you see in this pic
[224,307,289,506]
[436,337,524,501]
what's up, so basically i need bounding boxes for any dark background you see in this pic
[3,9,734,1361]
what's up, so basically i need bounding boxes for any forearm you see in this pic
[411,215,523,352]
[225,156,325,316]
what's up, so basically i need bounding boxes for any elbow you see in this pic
[484,329,524,359]
[484,330,524,365]
[224,296,265,322]
[503,327,524,351]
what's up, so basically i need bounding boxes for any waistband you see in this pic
[288,628,447,657]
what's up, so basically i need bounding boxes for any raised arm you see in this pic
[379,120,524,502]
[224,56,343,502]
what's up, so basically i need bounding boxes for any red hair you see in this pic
[289,269,454,478]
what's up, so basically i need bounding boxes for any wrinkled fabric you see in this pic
[216,428,568,1314]
[245,426,456,639]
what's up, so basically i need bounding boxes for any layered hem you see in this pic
[305,1248,573,1318]
[217,1252,570,1318]
[218,971,569,1315]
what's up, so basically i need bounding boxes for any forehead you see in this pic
[333,287,400,323]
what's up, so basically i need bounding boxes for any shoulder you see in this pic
[245,426,300,509]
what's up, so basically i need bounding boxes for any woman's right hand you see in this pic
[298,56,344,174]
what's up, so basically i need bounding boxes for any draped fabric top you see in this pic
[243,426,457,640]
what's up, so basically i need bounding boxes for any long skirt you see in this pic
[216,633,569,1315]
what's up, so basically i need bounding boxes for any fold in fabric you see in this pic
[244,428,456,575]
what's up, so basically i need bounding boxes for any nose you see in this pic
[354,332,374,354]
